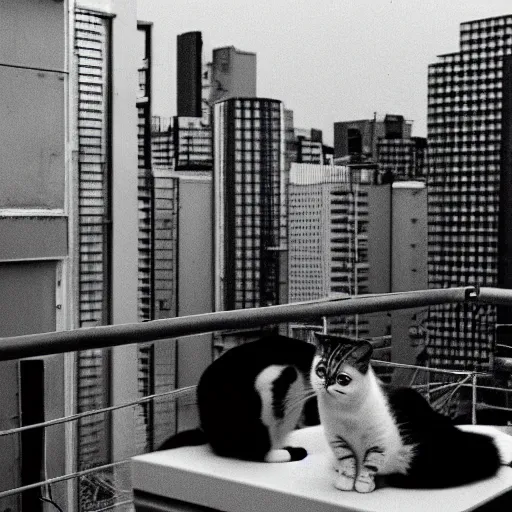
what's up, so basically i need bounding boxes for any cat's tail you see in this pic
[156,428,207,451]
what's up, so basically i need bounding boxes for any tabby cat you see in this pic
[158,334,318,462]
[311,332,506,492]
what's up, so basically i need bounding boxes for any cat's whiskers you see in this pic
[284,388,317,414]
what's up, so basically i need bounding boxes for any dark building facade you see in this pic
[334,115,425,180]
[173,116,213,171]
[177,31,203,117]
[213,98,284,312]
[427,15,512,370]
[377,136,427,179]
[334,115,413,161]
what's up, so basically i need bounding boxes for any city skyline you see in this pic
[139,0,511,144]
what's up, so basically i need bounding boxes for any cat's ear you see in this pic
[313,332,332,348]
[348,341,373,374]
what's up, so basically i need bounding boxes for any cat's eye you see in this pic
[336,373,352,386]
[315,364,327,379]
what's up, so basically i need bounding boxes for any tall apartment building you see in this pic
[427,15,512,370]
[210,46,257,103]
[288,164,428,366]
[0,1,148,510]
[177,31,203,117]
[288,163,378,338]
[213,98,285,313]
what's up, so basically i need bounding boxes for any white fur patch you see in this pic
[255,366,286,429]
[264,449,292,463]
[254,365,307,450]
[313,362,414,476]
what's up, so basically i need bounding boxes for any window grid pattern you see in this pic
[174,117,212,170]
[136,26,154,456]
[75,11,112,508]
[288,164,372,337]
[427,15,512,370]
[377,137,427,179]
[151,116,174,169]
[216,98,284,311]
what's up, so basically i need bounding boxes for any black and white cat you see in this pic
[311,332,510,492]
[158,334,318,462]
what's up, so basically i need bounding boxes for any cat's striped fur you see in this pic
[312,333,506,492]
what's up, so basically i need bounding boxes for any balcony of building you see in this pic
[1,287,512,511]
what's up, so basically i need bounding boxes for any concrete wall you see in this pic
[390,183,428,377]
[367,184,392,337]
[0,2,69,510]
[0,0,66,210]
[211,47,257,103]
[0,262,65,511]
[176,177,214,430]
[391,183,428,293]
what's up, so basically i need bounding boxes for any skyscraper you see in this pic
[287,163,379,338]
[210,46,257,103]
[427,15,512,369]
[213,98,284,312]
[177,31,203,117]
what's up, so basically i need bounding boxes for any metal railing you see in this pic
[1,285,512,505]
[0,287,475,360]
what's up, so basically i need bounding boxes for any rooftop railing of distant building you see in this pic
[1,286,512,505]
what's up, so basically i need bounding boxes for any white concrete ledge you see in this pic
[131,425,512,512]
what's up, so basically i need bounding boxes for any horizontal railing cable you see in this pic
[371,359,483,376]
[0,460,131,500]
[0,385,196,438]
[0,287,475,361]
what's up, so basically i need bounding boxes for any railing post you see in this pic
[471,373,478,425]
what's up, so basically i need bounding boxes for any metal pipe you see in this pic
[474,287,512,305]
[0,287,474,361]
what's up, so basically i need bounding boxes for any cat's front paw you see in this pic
[354,475,376,493]
[335,472,355,491]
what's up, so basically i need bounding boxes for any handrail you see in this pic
[0,287,475,361]
[475,286,512,305]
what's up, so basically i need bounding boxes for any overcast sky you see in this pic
[139,0,511,145]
